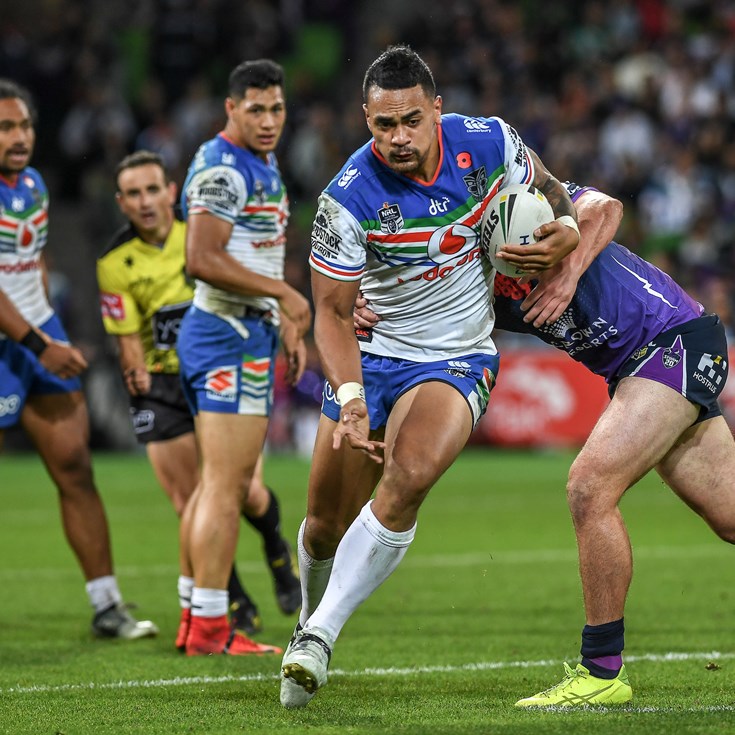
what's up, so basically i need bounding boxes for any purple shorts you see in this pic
[610,314,727,423]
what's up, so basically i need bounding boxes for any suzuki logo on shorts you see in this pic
[427,224,477,264]
[464,118,490,132]
[205,366,237,402]
[429,197,450,216]
[0,394,20,417]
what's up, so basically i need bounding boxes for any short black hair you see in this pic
[362,45,436,103]
[0,78,36,121]
[228,59,285,99]
[115,150,168,190]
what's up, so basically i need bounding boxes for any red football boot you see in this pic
[185,614,282,656]
[175,608,192,652]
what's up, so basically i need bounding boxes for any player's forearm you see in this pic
[0,289,38,340]
[116,333,147,373]
[314,310,363,392]
[187,247,288,300]
[568,191,623,276]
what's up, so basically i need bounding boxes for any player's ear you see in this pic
[434,95,443,122]
[167,180,177,204]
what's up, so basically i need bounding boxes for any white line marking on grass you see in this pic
[0,544,730,581]
[4,650,734,699]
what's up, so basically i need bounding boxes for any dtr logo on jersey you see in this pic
[377,202,403,234]
[427,224,476,264]
[463,118,491,132]
[338,165,360,189]
[205,366,237,402]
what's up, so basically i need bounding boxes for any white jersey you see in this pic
[309,114,535,361]
[0,167,53,335]
[182,133,288,323]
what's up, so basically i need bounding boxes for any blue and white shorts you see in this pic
[0,314,82,429]
[321,351,500,430]
[178,306,278,417]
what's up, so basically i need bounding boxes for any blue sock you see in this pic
[580,618,624,679]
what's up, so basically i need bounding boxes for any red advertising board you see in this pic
[472,350,609,448]
[473,348,735,448]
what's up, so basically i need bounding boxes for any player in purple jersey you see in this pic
[360,182,734,706]
[510,185,734,707]
[0,80,158,640]
[177,60,311,656]
[279,45,580,708]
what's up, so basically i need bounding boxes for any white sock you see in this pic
[297,518,334,627]
[305,500,415,645]
[191,587,228,618]
[85,575,123,613]
[178,575,194,609]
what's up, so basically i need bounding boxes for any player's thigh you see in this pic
[307,412,383,534]
[381,380,473,495]
[195,411,268,495]
[146,432,200,506]
[571,377,699,496]
[21,391,93,476]
[656,416,735,536]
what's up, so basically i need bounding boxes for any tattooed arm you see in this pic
[495,149,579,275]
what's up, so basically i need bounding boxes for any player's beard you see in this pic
[0,148,30,177]
[387,146,422,174]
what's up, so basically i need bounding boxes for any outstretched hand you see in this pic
[333,398,385,463]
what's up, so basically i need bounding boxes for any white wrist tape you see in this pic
[336,382,366,406]
[556,214,580,237]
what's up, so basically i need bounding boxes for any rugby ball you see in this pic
[480,183,554,277]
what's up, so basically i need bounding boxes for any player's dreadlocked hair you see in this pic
[0,79,36,121]
[362,45,436,102]
[228,59,285,99]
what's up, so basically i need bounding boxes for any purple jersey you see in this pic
[493,185,704,381]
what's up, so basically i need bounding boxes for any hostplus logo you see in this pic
[693,353,727,394]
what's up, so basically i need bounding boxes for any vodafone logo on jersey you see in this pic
[427,224,476,264]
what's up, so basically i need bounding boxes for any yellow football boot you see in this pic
[515,662,632,708]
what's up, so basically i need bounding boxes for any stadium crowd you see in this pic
[1,0,734,447]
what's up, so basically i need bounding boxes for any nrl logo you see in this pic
[462,166,488,202]
[377,202,403,234]
[631,346,648,361]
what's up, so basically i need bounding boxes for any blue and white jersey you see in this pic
[309,114,535,361]
[493,184,704,380]
[182,133,288,323]
[0,167,53,333]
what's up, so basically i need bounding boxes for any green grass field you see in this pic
[2,448,734,734]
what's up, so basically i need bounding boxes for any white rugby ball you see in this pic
[480,183,554,277]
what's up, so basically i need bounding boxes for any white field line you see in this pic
[0,543,730,582]
[3,650,735,713]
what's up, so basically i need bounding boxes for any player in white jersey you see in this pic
[176,59,311,656]
[0,79,158,640]
[279,45,581,707]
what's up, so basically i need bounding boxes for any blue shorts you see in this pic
[321,352,500,430]
[611,314,727,424]
[0,314,82,429]
[178,306,278,417]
